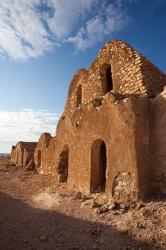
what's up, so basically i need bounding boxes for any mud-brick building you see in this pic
[11,40,166,202]
[11,141,37,167]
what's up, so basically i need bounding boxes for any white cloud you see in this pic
[0,0,54,60]
[46,0,97,39]
[0,109,59,142]
[67,3,129,50]
[0,0,134,60]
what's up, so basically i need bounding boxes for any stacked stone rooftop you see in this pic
[37,133,52,149]
[16,141,37,149]
[64,40,166,115]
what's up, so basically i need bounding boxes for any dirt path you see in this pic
[0,157,165,250]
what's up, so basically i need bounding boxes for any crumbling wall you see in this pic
[112,172,136,202]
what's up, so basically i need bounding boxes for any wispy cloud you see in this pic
[67,2,129,50]
[0,0,54,60]
[46,0,97,40]
[0,109,59,142]
[0,0,136,60]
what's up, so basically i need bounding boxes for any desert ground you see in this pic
[0,157,165,250]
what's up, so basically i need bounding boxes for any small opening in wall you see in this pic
[90,139,107,193]
[106,66,113,92]
[58,146,69,183]
[38,150,41,167]
[76,85,82,107]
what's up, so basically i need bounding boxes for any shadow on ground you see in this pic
[0,191,153,250]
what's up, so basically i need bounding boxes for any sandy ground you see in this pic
[0,157,166,250]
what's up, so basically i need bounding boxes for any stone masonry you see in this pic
[11,40,166,202]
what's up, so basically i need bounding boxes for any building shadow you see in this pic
[0,191,154,250]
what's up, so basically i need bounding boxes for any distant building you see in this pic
[11,141,37,167]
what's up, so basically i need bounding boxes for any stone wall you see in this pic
[65,40,166,115]
[141,57,166,97]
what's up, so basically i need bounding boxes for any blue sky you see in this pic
[0,0,166,153]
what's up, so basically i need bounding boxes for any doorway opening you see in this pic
[90,139,107,192]
[37,150,41,168]
[58,146,69,183]
[105,66,113,93]
[75,85,82,107]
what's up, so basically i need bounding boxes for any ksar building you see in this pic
[11,40,166,202]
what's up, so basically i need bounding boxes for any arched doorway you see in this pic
[105,65,113,92]
[37,150,41,168]
[90,139,107,192]
[75,84,82,107]
[101,64,113,94]
[58,145,69,183]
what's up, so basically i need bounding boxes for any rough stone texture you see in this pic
[11,40,166,201]
[112,172,136,203]
[65,40,166,115]
[11,141,37,167]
